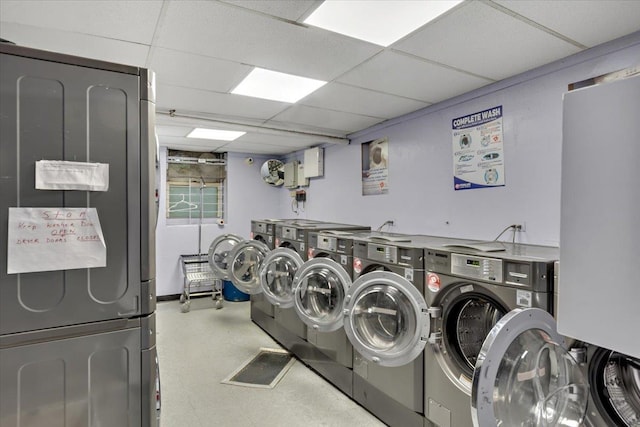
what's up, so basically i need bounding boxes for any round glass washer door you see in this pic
[293,258,352,332]
[471,308,588,427]
[343,271,430,367]
[207,234,243,279]
[227,240,270,294]
[259,248,303,308]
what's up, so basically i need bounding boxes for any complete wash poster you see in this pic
[452,106,504,190]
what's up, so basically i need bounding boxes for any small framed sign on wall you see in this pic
[362,137,389,196]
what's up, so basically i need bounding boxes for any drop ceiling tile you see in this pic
[393,1,581,81]
[158,135,228,151]
[155,0,381,81]
[301,82,429,119]
[157,85,289,121]
[155,125,192,137]
[0,0,162,44]
[220,0,320,21]
[149,48,252,93]
[222,140,306,155]
[0,23,149,67]
[337,51,492,104]
[269,105,383,134]
[495,0,640,47]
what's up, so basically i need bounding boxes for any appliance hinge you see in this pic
[427,307,442,318]
[428,331,442,345]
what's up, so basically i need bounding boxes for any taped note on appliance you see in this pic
[36,160,109,191]
[7,208,106,274]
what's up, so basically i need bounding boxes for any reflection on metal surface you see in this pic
[228,240,270,294]
[471,308,588,427]
[260,248,303,308]
[207,234,243,279]
[352,285,414,351]
[260,159,284,186]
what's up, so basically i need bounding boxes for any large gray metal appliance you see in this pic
[344,234,460,427]
[289,229,370,396]
[423,242,558,427]
[271,221,370,352]
[559,74,640,359]
[249,219,283,322]
[0,44,158,426]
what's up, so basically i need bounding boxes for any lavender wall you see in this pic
[156,33,640,296]
[280,33,640,245]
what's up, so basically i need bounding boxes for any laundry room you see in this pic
[1,1,639,427]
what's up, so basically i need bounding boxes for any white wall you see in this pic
[156,33,640,296]
[155,149,282,296]
[280,34,640,246]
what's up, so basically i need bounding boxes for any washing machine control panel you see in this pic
[367,243,398,264]
[280,227,298,240]
[451,253,503,283]
[316,235,337,252]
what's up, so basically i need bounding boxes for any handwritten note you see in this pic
[7,208,107,274]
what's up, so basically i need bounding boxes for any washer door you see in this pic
[227,240,270,294]
[343,271,429,367]
[207,234,243,279]
[471,308,588,427]
[293,258,352,332]
[259,248,304,308]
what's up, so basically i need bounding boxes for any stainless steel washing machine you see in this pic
[290,230,378,396]
[273,222,370,348]
[344,233,462,427]
[423,242,558,427]
[249,219,285,324]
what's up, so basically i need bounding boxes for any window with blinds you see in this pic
[166,150,226,222]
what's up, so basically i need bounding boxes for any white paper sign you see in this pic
[36,160,109,191]
[7,208,107,274]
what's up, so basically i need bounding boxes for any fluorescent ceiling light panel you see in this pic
[304,0,463,47]
[232,68,327,103]
[187,128,246,141]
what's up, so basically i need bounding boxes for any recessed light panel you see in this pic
[231,68,327,103]
[304,0,463,47]
[187,128,246,141]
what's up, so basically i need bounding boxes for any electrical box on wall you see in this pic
[297,163,309,187]
[304,147,324,178]
[284,161,298,188]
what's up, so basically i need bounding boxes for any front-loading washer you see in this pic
[345,233,463,427]
[249,219,287,325]
[292,230,388,397]
[423,242,558,427]
[272,221,370,357]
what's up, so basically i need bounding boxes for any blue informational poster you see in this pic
[452,106,504,190]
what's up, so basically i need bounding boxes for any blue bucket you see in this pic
[222,280,250,302]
